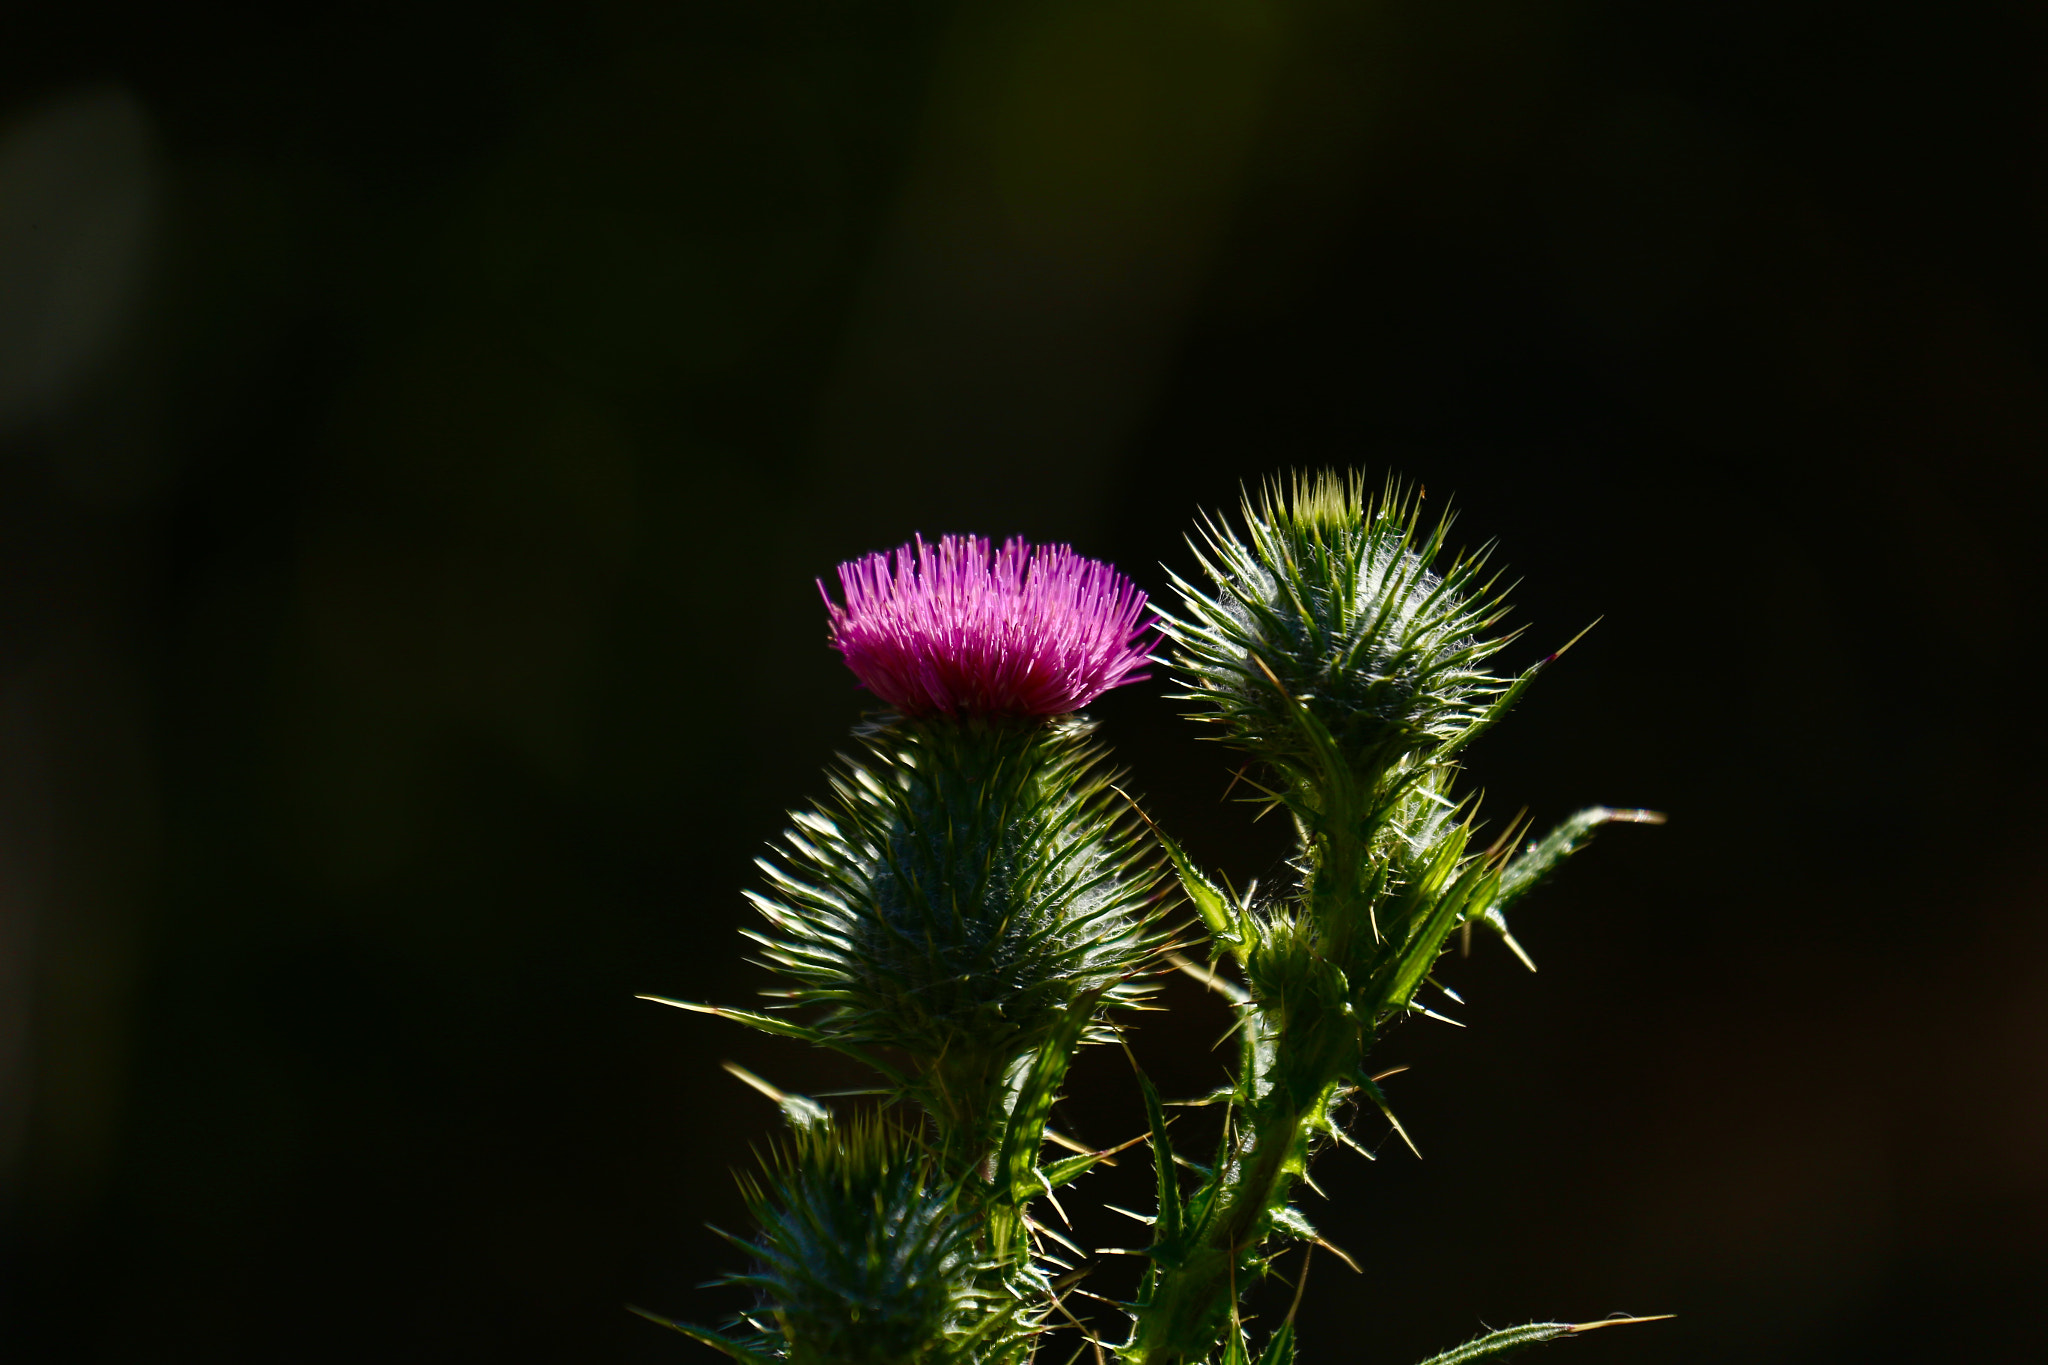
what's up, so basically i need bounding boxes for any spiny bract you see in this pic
[745,717,1163,1141]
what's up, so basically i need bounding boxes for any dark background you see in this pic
[3,1,2044,1361]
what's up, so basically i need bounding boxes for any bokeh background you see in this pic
[4,1,2044,1360]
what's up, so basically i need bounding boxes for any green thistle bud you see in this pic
[719,1115,1027,1365]
[1163,471,1514,802]
[747,717,1162,1156]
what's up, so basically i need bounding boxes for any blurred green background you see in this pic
[3,1,2044,1360]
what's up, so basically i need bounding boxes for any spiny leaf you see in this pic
[1384,856,1495,1012]
[996,987,1104,1212]
[1257,1319,1296,1365]
[1133,1062,1184,1254]
[625,1306,776,1365]
[1119,786,1238,947]
[1413,1316,1672,1365]
[1492,806,1665,912]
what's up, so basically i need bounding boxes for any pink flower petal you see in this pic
[820,535,1155,718]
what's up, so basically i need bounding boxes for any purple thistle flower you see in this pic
[821,535,1155,719]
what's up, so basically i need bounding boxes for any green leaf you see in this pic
[1257,1320,1296,1365]
[1492,806,1665,912]
[995,986,1102,1210]
[1134,1063,1184,1254]
[1157,822,1237,946]
[1039,1150,1110,1189]
[1248,652,1356,820]
[1474,806,1663,970]
[1269,1205,1314,1241]
[1116,781,1240,949]
[1413,1317,1672,1365]
[1413,1322,1572,1364]
[1383,842,1490,1012]
[1434,619,1601,769]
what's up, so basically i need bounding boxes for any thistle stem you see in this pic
[1124,999,1348,1364]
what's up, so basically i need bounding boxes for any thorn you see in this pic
[1167,951,1251,1004]
[1066,1287,1124,1306]
[1362,1079,1422,1160]
[1109,784,1160,835]
[1499,929,1538,973]
[1023,1214,1087,1257]
[720,1061,789,1103]
[1326,1119,1378,1162]
[1250,653,1294,700]
[1075,1131,1152,1163]
[1036,1172,1073,1229]
[1049,1283,1108,1365]
[1482,807,1530,861]
[1048,1265,1100,1292]
[1285,1246,1314,1325]
[1536,616,1604,668]
[1313,1237,1362,1273]
[1369,1066,1410,1083]
[1566,1315,1676,1334]
[635,993,708,1012]
[1220,760,1254,801]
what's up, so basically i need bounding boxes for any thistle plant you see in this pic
[637,533,1166,1362]
[637,478,1663,1365]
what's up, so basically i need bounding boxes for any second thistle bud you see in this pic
[722,1115,1026,1365]
[1164,471,1515,800]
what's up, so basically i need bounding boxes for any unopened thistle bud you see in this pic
[1164,472,1515,798]
[708,1116,1027,1365]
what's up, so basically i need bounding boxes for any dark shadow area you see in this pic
[2,2,2043,1361]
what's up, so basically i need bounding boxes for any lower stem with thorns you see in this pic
[1123,985,1354,1364]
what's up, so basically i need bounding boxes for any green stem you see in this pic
[1124,816,1380,1364]
[1124,1000,1349,1364]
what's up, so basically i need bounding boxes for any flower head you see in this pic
[821,535,1154,718]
